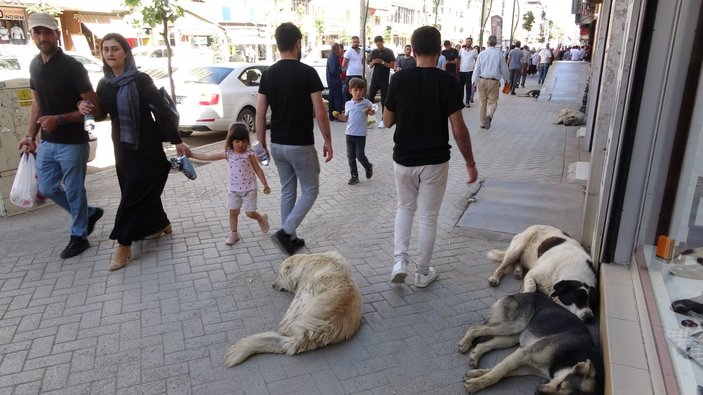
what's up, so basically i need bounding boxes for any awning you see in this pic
[75,13,140,39]
[174,11,222,36]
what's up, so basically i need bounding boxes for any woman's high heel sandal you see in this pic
[144,224,172,240]
[109,244,132,271]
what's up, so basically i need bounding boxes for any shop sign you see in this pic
[0,7,25,21]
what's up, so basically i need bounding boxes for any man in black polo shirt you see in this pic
[367,35,395,128]
[17,13,104,259]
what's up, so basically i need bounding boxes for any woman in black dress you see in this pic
[79,33,190,270]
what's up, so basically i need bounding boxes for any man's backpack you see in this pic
[148,86,180,142]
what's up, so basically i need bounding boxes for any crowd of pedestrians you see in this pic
[20,12,587,288]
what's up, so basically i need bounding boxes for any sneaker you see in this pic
[87,207,104,236]
[485,116,492,130]
[60,236,90,259]
[414,267,438,288]
[258,214,270,234]
[270,229,305,255]
[470,98,474,103]
[377,121,385,128]
[348,176,359,185]
[390,260,408,283]
[465,103,471,108]
[289,237,305,254]
[365,164,373,179]
[225,231,240,245]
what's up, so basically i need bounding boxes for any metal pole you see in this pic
[479,0,486,47]
[509,0,516,44]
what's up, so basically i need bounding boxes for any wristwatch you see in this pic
[56,114,66,126]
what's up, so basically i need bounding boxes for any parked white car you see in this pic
[173,63,270,136]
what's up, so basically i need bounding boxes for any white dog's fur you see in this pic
[487,225,598,321]
[224,251,362,367]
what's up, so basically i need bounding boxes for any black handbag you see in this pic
[148,86,180,142]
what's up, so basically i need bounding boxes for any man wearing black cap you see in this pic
[367,35,395,128]
[17,13,104,259]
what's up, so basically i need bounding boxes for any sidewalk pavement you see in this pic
[0,62,590,394]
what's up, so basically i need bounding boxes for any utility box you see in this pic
[0,77,33,216]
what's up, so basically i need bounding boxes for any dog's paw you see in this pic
[513,266,525,279]
[468,350,481,368]
[488,275,501,287]
[464,377,486,393]
[458,338,472,353]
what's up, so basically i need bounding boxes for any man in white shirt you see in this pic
[471,35,509,129]
[342,35,364,102]
[537,43,553,84]
[459,37,478,107]
[570,46,583,61]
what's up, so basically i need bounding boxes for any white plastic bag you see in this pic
[10,152,38,208]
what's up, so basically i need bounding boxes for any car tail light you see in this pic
[198,94,219,106]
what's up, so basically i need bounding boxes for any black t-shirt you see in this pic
[368,47,395,82]
[442,48,459,74]
[29,48,93,144]
[259,60,323,145]
[385,67,463,167]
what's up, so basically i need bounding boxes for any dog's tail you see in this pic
[224,331,294,367]
[487,249,506,262]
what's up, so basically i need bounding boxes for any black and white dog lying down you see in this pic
[487,225,598,321]
[459,293,604,394]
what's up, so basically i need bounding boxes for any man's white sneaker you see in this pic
[377,121,385,128]
[414,267,437,288]
[390,260,408,283]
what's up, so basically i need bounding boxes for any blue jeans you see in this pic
[35,141,96,238]
[538,63,550,83]
[270,143,320,239]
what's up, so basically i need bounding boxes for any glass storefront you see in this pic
[0,7,27,45]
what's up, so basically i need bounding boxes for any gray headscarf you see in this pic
[104,55,140,148]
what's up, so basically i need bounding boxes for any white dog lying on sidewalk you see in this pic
[486,224,598,321]
[224,251,362,366]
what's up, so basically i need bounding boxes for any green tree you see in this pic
[383,25,392,44]
[124,0,184,100]
[314,16,325,45]
[26,2,62,16]
[522,11,535,32]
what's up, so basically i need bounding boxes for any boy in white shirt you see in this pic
[333,78,375,185]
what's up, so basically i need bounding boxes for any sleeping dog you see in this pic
[487,225,598,321]
[459,292,604,394]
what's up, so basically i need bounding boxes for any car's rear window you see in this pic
[182,67,233,84]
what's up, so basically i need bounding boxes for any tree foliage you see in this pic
[124,0,184,100]
[522,10,535,32]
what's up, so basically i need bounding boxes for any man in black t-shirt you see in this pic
[441,40,459,79]
[18,13,104,260]
[383,26,478,288]
[367,35,395,128]
[256,22,333,256]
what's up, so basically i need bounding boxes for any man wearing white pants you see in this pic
[383,26,478,288]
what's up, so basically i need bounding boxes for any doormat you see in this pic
[457,179,585,239]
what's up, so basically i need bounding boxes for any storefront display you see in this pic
[0,7,27,45]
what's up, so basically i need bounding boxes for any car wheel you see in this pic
[237,108,256,132]
[178,130,193,137]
